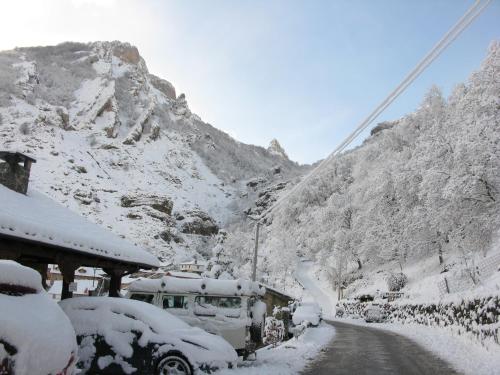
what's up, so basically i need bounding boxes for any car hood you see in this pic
[170,326,238,362]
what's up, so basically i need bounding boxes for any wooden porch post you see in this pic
[59,262,78,300]
[105,269,124,297]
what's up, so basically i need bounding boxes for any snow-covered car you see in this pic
[364,303,386,323]
[60,296,238,375]
[292,302,322,327]
[0,260,77,375]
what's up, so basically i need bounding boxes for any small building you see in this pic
[0,151,159,299]
[178,259,206,274]
[260,283,295,315]
[48,279,99,300]
[47,265,104,300]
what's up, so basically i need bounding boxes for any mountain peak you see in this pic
[268,139,288,159]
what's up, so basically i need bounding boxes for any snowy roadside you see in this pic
[214,323,335,375]
[335,317,500,375]
[295,260,337,319]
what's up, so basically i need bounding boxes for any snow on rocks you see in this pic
[0,184,159,268]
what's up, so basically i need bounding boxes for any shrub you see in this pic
[387,273,408,292]
[19,122,31,135]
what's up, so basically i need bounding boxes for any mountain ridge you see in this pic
[0,40,307,263]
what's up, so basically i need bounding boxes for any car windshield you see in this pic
[129,293,154,304]
[0,283,37,296]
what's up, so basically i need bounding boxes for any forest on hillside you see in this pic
[211,41,500,291]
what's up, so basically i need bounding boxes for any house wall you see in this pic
[263,291,292,315]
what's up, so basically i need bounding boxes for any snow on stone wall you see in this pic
[337,293,500,346]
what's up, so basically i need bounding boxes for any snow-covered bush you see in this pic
[264,317,285,346]
[387,273,408,292]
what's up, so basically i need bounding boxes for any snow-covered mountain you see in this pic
[0,41,306,264]
[2,40,498,300]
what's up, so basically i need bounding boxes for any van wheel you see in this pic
[157,353,192,375]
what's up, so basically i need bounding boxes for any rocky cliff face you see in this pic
[0,41,307,263]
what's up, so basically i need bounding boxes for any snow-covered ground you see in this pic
[215,324,335,375]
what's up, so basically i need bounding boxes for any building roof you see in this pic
[0,185,159,269]
[260,283,295,300]
[0,151,36,164]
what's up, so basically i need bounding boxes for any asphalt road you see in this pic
[302,320,460,375]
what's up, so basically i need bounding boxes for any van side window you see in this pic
[163,295,188,309]
[219,297,241,308]
[130,293,154,304]
[194,296,218,316]
[194,296,242,317]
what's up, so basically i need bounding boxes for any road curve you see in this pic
[302,320,460,375]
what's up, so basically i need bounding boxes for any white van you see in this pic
[126,276,267,358]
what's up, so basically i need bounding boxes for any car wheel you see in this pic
[157,353,192,375]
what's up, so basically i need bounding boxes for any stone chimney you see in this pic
[0,151,36,194]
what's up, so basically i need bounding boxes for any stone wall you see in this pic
[336,294,500,346]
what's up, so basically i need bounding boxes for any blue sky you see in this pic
[1,0,499,163]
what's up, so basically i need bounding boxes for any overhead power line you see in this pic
[259,0,491,222]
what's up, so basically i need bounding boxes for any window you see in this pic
[194,296,242,317]
[162,295,188,309]
[130,293,154,304]
[218,297,242,309]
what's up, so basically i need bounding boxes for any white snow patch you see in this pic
[215,324,335,375]
[295,260,337,319]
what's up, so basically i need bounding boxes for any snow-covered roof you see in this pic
[129,276,266,297]
[0,185,159,268]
